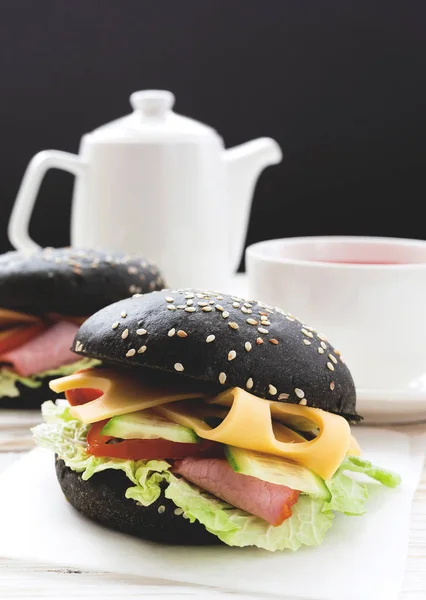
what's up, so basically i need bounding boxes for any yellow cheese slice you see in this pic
[348,435,361,456]
[49,368,212,424]
[272,422,308,443]
[156,387,353,479]
[46,313,87,326]
[154,401,305,444]
[210,389,361,457]
[0,307,41,328]
[51,369,360,479]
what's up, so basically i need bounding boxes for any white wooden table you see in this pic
[0,418,425,600]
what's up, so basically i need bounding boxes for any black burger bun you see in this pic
[55,457,220,545]
[0,247,165,407]
[73,288,360,421]
[0,247,165,317]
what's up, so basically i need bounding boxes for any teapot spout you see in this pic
[224,137,282,274]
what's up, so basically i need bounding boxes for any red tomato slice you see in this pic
[0,323,48,355]
[66,387,103,406]
[87,420,223,460]
[65,374,104,406]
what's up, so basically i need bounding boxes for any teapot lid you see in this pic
[88,90,220,143]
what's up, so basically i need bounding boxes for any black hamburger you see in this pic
[0,247,165,408]
[33,288,400,551]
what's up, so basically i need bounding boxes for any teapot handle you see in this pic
[8,150,85,252]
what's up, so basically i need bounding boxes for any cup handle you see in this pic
[8,150,85,252]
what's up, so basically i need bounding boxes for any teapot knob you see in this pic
[130,90,175,118]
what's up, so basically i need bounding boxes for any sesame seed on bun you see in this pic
[0,247,166,316]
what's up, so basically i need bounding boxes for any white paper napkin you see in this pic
[0,428,423,600]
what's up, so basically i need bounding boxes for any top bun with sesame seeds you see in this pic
[72,288,360,421]
[0,247,166,317]
[0,247,165,409]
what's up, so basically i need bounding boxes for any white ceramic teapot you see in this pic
[8,90,282,289]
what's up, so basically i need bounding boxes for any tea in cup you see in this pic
[246,236,426,391]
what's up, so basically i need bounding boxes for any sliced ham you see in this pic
[0,321,80,377]
[173,458,300,526]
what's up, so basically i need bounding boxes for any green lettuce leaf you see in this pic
[324,456,401,515]
[41,399,78,423]
[324,471,368,515]
[165,478,333,551]
[36,358,101,379]
[32,400,333,551]
[341,456,401,487]
[33,402,171,503]
[32,401,400,552]
[0,370,41,398]
[0,358,100,399]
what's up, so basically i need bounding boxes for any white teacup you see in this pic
[246,236,426,392]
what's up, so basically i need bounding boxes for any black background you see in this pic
[1,1,425,268]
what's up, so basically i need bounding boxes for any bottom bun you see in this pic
[55,457,221,545]
[0,378,55,409]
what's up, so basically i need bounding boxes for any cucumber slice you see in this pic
[101,410,200,443]
[225,445,330,500]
